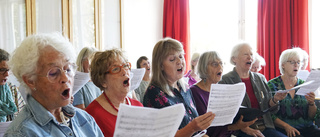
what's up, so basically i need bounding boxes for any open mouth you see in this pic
[1,79,7,83]
[217,72,222,76]
[61,88,70,99]
[147,68,150,71]
[246,62,252,65]
[123,78,130,87]
[177,67,183,72]
[294,69,298,72]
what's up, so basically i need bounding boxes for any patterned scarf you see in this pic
[0,83,17,122]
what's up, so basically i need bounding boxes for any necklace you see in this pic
[103,92,130,112]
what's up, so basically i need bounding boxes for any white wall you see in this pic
[121,0,163,69]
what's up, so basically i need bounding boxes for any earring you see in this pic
[203,78,206,83]
[33,88,36,91]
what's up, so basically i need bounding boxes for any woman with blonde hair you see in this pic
[143,38,215,137]
[184,52,201,87]
[73,47,102,109]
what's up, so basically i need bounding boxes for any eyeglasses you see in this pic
[287,60,301,65]
[105,62,131,75]
[211,62,224,67]
[0,68,9,75]
[40,64,77,83]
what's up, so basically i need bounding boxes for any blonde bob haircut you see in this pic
[90,48,127,91]
[151,37,187,96]
[76,47,98,72]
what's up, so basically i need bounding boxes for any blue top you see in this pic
[73,82,102,107]
[0,83,17,122]
[4,95,103,137]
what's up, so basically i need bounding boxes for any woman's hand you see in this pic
[305,92,315,105]
[273,92,287,102]
[284,124,300,137]
[241,127,264,137]
[229,115,257,131]
[190,112,215,132]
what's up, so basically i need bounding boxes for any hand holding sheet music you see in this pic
[276,80,314,94]
[206,83,246,126]
[114,103,185,137]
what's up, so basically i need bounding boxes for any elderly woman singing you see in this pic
[4,33,103,137]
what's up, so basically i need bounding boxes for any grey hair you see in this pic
[279,48,302,75]
[197,51,222,80]
[151,37,187,96]
[9,33,76,94]
[230,42,251,65]
[190,52,200,70]
[0,49,10,62]
[76,47,98,72]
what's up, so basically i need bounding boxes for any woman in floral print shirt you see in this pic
[143,38,215,137]
[267,48,320,137]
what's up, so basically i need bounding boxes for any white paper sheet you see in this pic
[0,121,11,137]
[297,70,310,81]
[276,80,314,94]
[113,103,185,137]
[206,83,246,126]
[129,68,146,91]
[72,71,90,95]
[297,70,320,95]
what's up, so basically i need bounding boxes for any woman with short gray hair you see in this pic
[4,33,103,136]
[219,42,287,137]
[267,48,320,137]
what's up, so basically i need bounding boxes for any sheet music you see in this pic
[276,80,314,94]
[297,70,320,95]
[114,103,185,137]
[0,121,11,137]
[129,68,146,91]
[72,71,90,95]
[207,83,246,126]
[297,70,310,81]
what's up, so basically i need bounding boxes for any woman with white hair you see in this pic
[4,33,103,136]
[267,49,320,137]
[250,53,266,73]
[73,47,102,110]
[219,42,287,137]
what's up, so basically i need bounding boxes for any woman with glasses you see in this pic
[4,33,103,136]
[190,51,256,137]
[0,49,23,122]
[219,42,287,137]
[73,47,102,110]
[85,49,143,137]
[143,38,215,137]
[267,48,320,137]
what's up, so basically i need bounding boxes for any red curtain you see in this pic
[257,0,309,80]
[163,0,190,72]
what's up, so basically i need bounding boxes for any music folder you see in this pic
[232,104,279,123]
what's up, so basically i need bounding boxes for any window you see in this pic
[190,0,258,73]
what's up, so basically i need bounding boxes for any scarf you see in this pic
[0,83,17,122]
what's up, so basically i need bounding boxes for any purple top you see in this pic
[190,85,234,137]
[185,70,198,87]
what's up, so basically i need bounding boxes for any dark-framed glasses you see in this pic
[42,63,77,83]
[105,62,131,74]
[0,68,9,75]
[287,60,301,65]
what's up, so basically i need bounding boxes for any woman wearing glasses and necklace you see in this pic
[4,33,103,136]
[85,49,143,137]
[267,48,320,137]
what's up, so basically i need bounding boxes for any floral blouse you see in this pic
[267,76,320,129]
[143,83,199,129]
